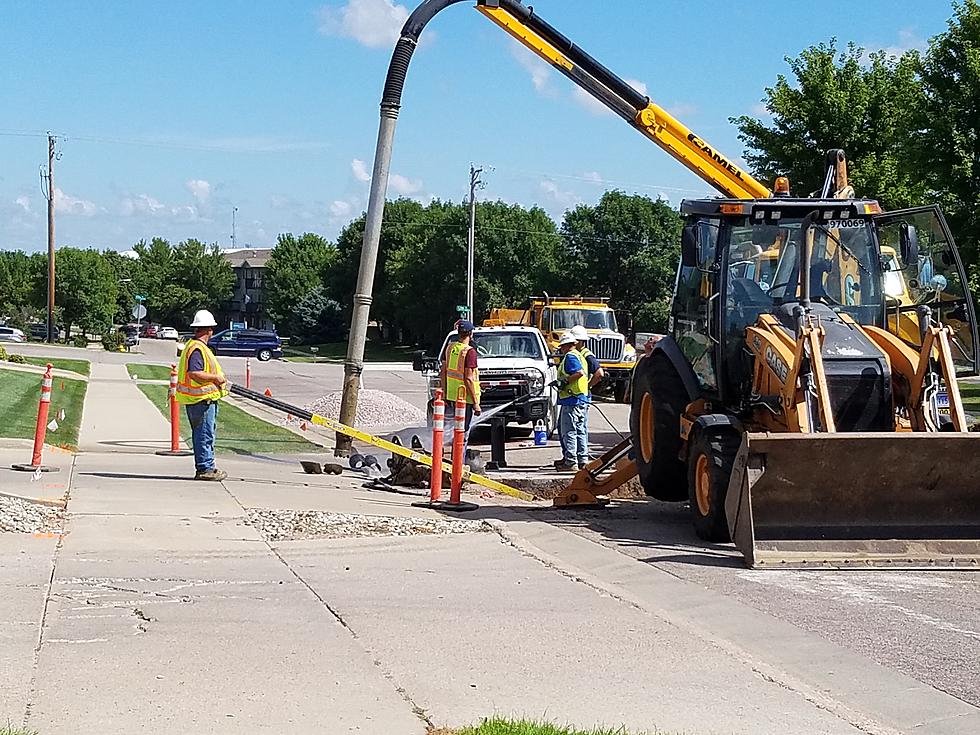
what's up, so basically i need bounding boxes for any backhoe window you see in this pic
[752,219,883,322]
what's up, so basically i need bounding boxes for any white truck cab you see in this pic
[413,325,558,434]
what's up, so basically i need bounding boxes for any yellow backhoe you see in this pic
[380,0,980,567]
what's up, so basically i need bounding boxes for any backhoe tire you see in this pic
[629,355,688,501]
[687,430,739,543]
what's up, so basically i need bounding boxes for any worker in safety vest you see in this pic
[440,319,482,429]
[568,325,602,465]
[553,332,589,472]
[175,309,230,481]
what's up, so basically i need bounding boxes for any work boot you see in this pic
[195,468,228,481]
[554,459,578,472]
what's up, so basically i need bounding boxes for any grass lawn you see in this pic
[126,363,174,381]
[21,355,91,376]
[0,726,37,735]
[138,384,319,455]
[283,340,416,363]
[960,382,980,415]
[0,368,87,450]
[432,719,656,735]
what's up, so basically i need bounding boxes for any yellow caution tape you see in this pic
[307,413,534,502]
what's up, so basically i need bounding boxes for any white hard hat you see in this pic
[558,332,577,347]
[190,309,218,328]
[570,325,589,342]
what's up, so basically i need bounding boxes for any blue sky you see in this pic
[0,0,956,252]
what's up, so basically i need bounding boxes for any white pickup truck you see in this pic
[413,325,558,435]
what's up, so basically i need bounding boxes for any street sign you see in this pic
[135,295,146,302]
[132,304,147,320]
[456,305,470,314]
[231,321,246,330]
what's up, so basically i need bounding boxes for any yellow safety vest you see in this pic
[558,348,589,401]
[176,339,228,404]
[578,345,594,380]
[446,341,481,405]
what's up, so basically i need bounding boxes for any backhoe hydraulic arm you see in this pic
[476,0,771,200]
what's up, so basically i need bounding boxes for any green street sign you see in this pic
[456,305,469,313]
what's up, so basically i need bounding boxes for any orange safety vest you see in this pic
[176,339,228,404]
[445,341,480,405]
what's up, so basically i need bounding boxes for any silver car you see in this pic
[0,326,26,343]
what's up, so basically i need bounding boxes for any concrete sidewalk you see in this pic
[2,376,978,733]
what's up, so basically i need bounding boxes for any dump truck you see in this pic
[485,295,637,401]
[372,0,980,567]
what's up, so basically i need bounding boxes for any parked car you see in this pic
[208,329,282,361]
[118,325,139,348]
[157,326,179,340]
[29,322,61,341]
[143,324,159,339]
[414,325,558,435]
[0,325,26,343]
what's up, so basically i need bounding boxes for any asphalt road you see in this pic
[13,340,979,707]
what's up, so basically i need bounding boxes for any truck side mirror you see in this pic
[412,350,425,372]
[900,223,920,266]
[681,225,699,268]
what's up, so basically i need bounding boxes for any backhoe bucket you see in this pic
[726,432,980,568]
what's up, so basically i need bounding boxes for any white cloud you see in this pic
[15,195,31,214]
[54,188,97,217]
[317,0,409,49]
[872,29,927,58]
[539,179,580,211]
[751,102,770,117]
[351,158,371,182]
[572,78,647,116]
[582,171,603,184]
[511,43,553,94]
[389,173,423,195]
[330,199,353,217]
[185,179,211,206]
[120,193,167,216]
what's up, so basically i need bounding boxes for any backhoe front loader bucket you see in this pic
[726,432,980,568]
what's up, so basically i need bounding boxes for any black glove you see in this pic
[549,379,566,389]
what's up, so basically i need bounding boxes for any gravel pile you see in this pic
[245,509,488,542]
[308,389,425,427]
[0,495,64,534]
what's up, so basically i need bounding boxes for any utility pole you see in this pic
[40,134,58,344]
[231,206,238,249]
[466,165,485,320]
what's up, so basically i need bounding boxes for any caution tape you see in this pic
[230,384,534,502]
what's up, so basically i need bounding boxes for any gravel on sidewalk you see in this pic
[244,509,488,542]
[0,493,64,534]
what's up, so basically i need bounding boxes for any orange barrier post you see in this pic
[156,363,193,457]
[245,357,251,389]
[429,389,445,502]
[449,388,466,503]
[11,364,58,473]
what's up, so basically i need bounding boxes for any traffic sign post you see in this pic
[132,296,148,347]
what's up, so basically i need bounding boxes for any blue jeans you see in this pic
[186,401,218,472]
[558,402,588,464]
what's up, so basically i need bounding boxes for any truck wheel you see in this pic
[629,355,687,501]
[547,402,559,439]
[687,430,739,542]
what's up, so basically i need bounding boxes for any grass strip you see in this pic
[20,356,90,376]
[283,340,415,363]
[126,363,174,381]
[432,719,663,735]
[0,368,86,450]
[960,382,980,415]
[137,384,318,455]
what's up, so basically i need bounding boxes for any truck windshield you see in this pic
[446,333,543,359]
[547,309,617,331]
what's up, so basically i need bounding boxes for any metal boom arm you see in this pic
[475,0,771,200]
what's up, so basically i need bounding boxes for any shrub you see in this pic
[101,331,123,352]
[73,334,89,348]
[7,353,25,364]
[0,345,7,361]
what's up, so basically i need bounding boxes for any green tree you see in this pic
[265,232,336,334]
[292,286,346,343]
[54,248,118,336]
[560,191,681,332]
[732,41,925,209]
[917,0,980,287]
[0,251,45,320]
